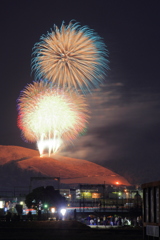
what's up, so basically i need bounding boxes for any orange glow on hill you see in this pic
[0,145,131,186]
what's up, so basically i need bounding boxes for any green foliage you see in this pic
[25,186,66,209]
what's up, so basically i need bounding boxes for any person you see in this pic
[115,216,118,225]
[133,217,137,227]
[87,215,91,225]
[110,217,113,226]
[6,211,11,222]
[90,218,94,225]
[74,209,77,220]
[103,215,106,226]
[139,216,142,226]
[121,218,124,226]
[118,216,122,226]
[38,210,41,221]
[27,211,33,221]
[97,217,101,225]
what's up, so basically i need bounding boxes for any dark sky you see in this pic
[0,0,160,185]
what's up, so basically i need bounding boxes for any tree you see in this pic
[25,186,66,210]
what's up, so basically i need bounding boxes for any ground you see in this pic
[0,220,143,240]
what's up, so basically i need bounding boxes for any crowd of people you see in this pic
[83,215,142,227]
[5,210,33,222]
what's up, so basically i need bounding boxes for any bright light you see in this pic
[60,208,66,216]
[0,201,4,208]
[37,137,62,157]
[92,192,101,199]
[115,181,119,185]
[20,201,24,205]
[51,207,55,213]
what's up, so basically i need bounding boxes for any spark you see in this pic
[17,81,89,156]
[31,21,109,93]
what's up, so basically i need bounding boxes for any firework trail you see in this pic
[31,21,109,93]
[17,81,89,156]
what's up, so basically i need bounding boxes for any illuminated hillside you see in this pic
[0,145,130,189]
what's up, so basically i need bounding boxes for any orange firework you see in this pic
[17,81,89,155]
[31,21,109,93]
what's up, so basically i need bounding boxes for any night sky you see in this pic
[1,0,160,185]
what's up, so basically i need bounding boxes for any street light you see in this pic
[44,204,48,209]
[60,208,66,220]
[51,207,55,213]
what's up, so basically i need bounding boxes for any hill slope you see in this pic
[0,145,130,190]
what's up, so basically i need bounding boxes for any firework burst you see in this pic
[31,21,109,93]
[17,81,89,156]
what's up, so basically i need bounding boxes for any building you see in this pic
[142,180,160,239]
